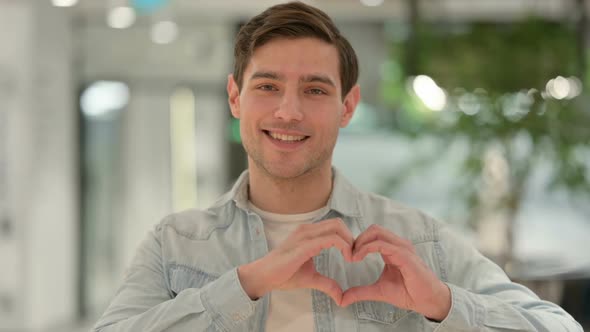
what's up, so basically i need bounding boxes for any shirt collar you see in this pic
[213,167,361,218]
[328,168,362,217]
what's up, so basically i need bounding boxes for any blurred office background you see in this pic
[1,0,589,330]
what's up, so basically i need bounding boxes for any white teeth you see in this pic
[268,131,306,142]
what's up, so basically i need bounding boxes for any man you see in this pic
[93,2,583,331]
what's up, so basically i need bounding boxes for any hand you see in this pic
[340,224,451,322]
[238,218,354,305]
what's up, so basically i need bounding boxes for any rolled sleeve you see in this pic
[200,267,261,331]
[433,283,485,331]
[432,223,584,332]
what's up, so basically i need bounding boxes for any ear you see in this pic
[339,84,361,128]
[227,74,241,119]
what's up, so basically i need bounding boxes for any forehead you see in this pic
[245,37,341,86]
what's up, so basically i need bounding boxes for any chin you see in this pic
[261,162,314,180]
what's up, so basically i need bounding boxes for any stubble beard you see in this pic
[244,137,333,182]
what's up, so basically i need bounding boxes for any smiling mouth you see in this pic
[263,130,310,143]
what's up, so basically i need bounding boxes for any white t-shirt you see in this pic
[248,202,330,332]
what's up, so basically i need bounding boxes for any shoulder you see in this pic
[156,206,232,240]
[356,190,446,243]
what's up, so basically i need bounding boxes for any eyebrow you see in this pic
[250,71,284,81]
[300,74,336,88]
[250,71,336,88]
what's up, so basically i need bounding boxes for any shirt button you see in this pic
[232,313,240,320]
[256,228,260,236]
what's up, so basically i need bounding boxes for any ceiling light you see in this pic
[360,0,384,7]
[51,0,78,7]
[107,6,136,29]
[151,21,179,44]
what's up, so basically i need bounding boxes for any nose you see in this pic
[274,92,303,122]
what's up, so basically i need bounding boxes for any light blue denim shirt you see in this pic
[94,169,583,331]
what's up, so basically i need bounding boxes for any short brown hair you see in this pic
[233,1,359,97]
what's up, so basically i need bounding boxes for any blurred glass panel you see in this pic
[79,81,127,315]
[170,87,197,212]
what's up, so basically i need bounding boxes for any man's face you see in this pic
[228,37,360,180]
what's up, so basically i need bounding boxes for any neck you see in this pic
[247,163,333,214]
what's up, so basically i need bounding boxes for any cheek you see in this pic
[238,99,264,123]
[239,99,273,136]
[306,103,344,128]
[244,94,280,111]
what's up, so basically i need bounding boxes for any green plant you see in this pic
[380,18,590,267]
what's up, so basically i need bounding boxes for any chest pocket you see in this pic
[355,300,411,326]
[168,264,220,297]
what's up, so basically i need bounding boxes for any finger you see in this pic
[353,224,414,252]
[296,218,355,246]
[296,234,353,263]
[306,272,343,306]
[352,240,413,267]
[353,224,414,254]
[340,283,383,307]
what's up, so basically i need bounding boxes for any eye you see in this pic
[307,88,326,95]
[258,84,278,91]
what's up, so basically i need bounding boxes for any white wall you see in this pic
[0,0,77,330]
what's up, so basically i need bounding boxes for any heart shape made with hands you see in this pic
[250,221,452,321]
[310,224,451,321]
